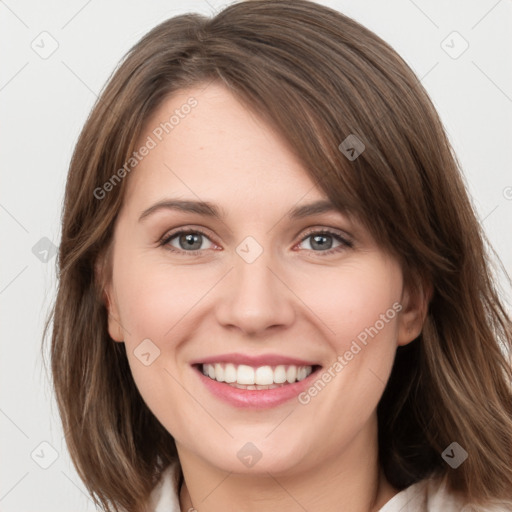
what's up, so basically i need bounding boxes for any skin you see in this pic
[102,82,428,512]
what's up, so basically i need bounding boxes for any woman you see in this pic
[43,1,512,511]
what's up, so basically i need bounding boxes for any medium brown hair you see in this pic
[43,1,512,510]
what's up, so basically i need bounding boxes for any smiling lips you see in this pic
[190,353,322,403]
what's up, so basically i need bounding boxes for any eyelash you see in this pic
[159,227,353,257]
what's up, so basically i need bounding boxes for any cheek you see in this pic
[114,258,203,421]
[294,258,401,415]
[113,254,212,343]
[295,259,402,427]
[295,257,402,352]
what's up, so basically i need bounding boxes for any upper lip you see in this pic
[191,353,321,367]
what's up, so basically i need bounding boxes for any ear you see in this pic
[95,254,124,343]
[396,276,432,347]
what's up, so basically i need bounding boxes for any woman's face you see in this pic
[104,82,420,475]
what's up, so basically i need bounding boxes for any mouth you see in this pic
[193,363,322,390]
[191,361,323,408]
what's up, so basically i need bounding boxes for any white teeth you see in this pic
[200,363,314,386]
[274,365,287,383]
[237,365,255,385]
[224,363,237,383]
[214,363,224,382]
[286,365,297,383]
[229,382,283,390]
[255,366,274,385]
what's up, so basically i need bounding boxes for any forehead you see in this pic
[122,82,328,215]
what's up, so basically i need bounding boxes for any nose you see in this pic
[215,248,296,336]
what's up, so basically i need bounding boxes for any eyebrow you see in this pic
[138,198,344,222]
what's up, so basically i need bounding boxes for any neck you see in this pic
[177,418,398,512]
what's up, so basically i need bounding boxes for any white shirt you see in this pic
[147,460,510,511]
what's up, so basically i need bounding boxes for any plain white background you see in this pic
[1,1,511,510]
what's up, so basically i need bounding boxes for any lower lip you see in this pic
[194,366,321,409]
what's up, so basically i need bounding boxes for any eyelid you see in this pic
[159,225,354,255]
[297,226,353,245]
[294,227,354,255]
[159,226,219,251]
